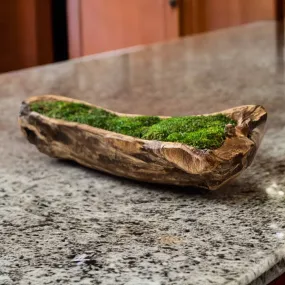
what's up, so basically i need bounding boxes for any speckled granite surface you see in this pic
[0,22,285,285]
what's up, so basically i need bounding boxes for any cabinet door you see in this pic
[180,0,274,35]
[68,0,179,58]
[0,0,53,73]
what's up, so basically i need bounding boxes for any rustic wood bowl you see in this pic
[19,95,267,190]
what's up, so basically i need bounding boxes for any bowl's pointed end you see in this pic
[242,105,268,149]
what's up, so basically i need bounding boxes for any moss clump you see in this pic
[30,101,236,149]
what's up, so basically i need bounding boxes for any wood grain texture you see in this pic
[0,0,53,72]
[164,1,180,40]
[79,0,179,56]
[18,95,267,190]
[180,0,274,35]
[67,0,82,58]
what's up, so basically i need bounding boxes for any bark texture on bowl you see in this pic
[19,95,267,190]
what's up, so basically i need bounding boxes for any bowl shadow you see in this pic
[50,157,269,204]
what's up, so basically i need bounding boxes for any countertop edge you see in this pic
[228,247,285,285]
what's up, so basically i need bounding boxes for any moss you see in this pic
[142,114,234,149]
[30,101,236,149]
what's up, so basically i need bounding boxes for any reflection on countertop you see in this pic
[0,21,285,285]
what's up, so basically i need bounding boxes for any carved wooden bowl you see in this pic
[19,95,267,190]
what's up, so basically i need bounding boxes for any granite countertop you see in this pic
[0,22,285,285]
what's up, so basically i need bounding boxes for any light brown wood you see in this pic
[180,0,274,35]
[239,0,274,23]
[19,95,267,190]
[164,1,180,40]
[68,0,179,57]
[67,0,82,58]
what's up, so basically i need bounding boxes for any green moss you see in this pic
[30,101,236,149]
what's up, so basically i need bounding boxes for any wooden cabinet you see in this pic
[0,0,277,71]
[180,0,274,35]
[0,0,53,73]
[68,0,275,58]
[68,0,179,58]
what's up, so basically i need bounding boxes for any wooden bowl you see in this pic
[19,95,267,190]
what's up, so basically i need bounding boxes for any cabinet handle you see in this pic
[169,0,178,8]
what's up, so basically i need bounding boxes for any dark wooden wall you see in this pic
[0,0,53,73]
